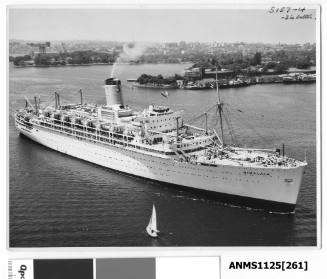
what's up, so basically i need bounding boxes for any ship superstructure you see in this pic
[14,77,307,212]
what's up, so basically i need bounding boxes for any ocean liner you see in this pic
[14,76,307,212]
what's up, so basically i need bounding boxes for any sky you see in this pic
[8,8,317,43]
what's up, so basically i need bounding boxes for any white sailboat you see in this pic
[146,204,159,238]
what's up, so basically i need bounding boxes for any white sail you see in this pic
[151,205,157,232]
[146,204,159,237]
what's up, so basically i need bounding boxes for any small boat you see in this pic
[161,91,169,98]
[146,204,159,238]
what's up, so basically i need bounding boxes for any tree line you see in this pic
[10,50,118,66]
[137,74,184,85]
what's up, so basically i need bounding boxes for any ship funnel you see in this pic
[104,78,124,106]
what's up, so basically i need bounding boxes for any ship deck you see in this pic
[15,113,306,171]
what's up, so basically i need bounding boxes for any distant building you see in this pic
[23,60,35,66]
[31,51,58,58]
[185,67,235,80]
[184,67,202,80]
[287,66,316,74]
[203,68,235,79]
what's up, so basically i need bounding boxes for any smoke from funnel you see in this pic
[110,42,153,78]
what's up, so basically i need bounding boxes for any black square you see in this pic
[34,259,93,279]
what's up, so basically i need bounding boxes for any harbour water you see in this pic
[9,63,317,247]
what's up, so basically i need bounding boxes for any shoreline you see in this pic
[10,61,191,68]
[12,62,114,68]
[10,63,316,88]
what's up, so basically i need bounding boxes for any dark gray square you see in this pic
[34,259,93,279]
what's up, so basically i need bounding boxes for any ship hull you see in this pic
[15,120,305,212]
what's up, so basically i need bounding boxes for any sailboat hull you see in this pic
[146,226,158,238]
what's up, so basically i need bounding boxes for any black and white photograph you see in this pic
[8,6,319,247]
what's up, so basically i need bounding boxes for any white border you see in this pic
[1,1,325,278]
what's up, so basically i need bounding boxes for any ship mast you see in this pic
[215,67,224,146]
[79,88,83,105]
[34,96,38,114]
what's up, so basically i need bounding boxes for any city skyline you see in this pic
[9,8,317,44]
